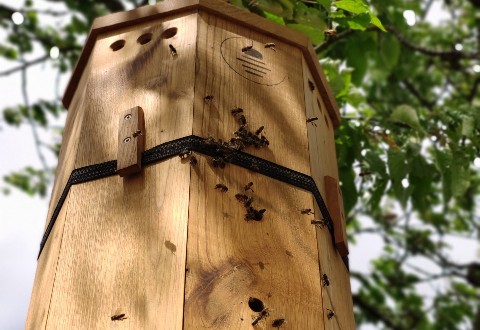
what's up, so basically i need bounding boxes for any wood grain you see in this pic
[117,106,145,176]
[324,176,348,257]
[302,57,356,330]
[184,156,324,329]
[62,0,340,128]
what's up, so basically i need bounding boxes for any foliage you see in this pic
[0,0,479,329]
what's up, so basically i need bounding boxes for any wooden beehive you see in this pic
[26,0,355,329]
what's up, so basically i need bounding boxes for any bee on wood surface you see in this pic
[326,308,335,319]
[189,155,198,166]
[255,126,264,136]
[178,148,191,159]
[264,43,276,51]
[322,273,330,287]
[237,114,247,126]
[244,196,254,208]
[260,135,269,146]
[204,95,214,102]
[212,156,226,168]
[251,308,271,326]
[215,183,228,192]
[311,219,327,227]
[244,181,254,192]
[235,193,249,204]
[306,117,319,127]
[110,313,127,321]
[245,207,265,221]
[242,44,253,52]
[231,107,244,115]
[132,130,143,137]
[300,208,314,215]
[168,44,177,56]
[272,318,286,328]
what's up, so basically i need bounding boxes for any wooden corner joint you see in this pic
[324,175,349,257]
[117,106,145,177]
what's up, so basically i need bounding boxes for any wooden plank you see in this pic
[184,13,325,329]
[30,13,198,329]
[74,13,197,168]
[184,156,324,329]
[192,12,311,174]
[324,176,348,257]
[63,0,340,130]
[302,57,356,330]
[117,106,145,176]
[46,161,190,328]
[25,198,70,329]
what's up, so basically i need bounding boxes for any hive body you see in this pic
[27,1,354,329]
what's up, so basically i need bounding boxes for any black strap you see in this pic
[38,135,336,259]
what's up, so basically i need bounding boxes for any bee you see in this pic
[326,308,335,319]
[300,208,314,215]
[242,44,253,52]
[215,183,228,192]
[306,117,319,127]
[251,308,271,326]
[235,193,249,204]
[212,156,226,168]
[311,219,327,227]
[189,155,198,166]
[168,44,177,56]
[111,309,127,321]
[322,273,330,287]
[231,107,244,115]
[132,130,143,137]
[260,135,269,146]
[244,181,254,192]
[244,196,254,208]
[204,95,214,101]
[255,126,264,135]
[237,114,247,126]
[272,318,286,328]
[245,207,265,221]
[264,42,276,49]
[324,29,337,37]
[179,149,191,159]
[308,80,315,91]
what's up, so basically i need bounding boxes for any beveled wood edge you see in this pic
[62,0,340,127]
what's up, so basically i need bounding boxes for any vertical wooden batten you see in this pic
[27,1,354,329]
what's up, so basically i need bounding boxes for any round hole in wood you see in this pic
[316,98,323,113]
[110,39,125,51]
[248,297,265,312]
[161,27,178,39]
[324,113,330,129]
[137,32,153,45]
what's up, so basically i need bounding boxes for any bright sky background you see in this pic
[0,0,477,329]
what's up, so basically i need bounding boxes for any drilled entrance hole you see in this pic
[110,39,125,51]
[248,297,265,312]
[161,27,178,39]
[137,32,153,45]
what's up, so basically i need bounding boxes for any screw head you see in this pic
[124,114,132,120]
[123,137,131,143]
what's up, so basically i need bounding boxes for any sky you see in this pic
[0,1,478,329]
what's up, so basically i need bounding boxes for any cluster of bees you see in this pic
[214,181,266,221]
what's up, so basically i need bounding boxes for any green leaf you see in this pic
[335,0,369,14]
[369,13,386,32]
[390,105,421,130]
[3,108,23,126]
[317,0,333,12]
[346,12,371,30]
[263,11,285,25]
[380,34,400,70]
[286,23,325,44]
[387,149,408,182]
[461,116,474,137]
[293,2,327,29]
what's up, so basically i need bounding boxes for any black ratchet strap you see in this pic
[38,135,335,259]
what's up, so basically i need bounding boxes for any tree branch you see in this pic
[352,294,405,330]
[401,79,436,109]
[0,55,49,77]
